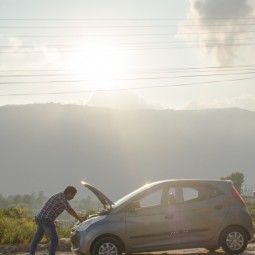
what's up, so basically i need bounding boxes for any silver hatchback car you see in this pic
[71,179,253,255]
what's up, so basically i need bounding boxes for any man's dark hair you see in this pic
[64,186,77,195]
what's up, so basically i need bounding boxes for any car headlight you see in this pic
[76,215,106,232]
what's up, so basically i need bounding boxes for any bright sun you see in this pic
[69,39,129,89]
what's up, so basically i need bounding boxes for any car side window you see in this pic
[182,187,198,202]
[182,186,219,203]
[168,185,220,205]
[139,189,162,208]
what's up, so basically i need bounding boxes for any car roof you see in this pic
[147,179,233,187]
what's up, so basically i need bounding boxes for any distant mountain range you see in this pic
[1,104,255,201]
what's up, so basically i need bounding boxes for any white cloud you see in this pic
[179,0,255,65]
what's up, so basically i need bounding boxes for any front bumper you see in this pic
[70,230,82,254]
[71,228,95,255]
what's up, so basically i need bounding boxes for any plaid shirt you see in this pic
[37,192,70,222]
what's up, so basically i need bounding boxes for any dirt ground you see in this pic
[5,246,255,255]
[1,241,255,255]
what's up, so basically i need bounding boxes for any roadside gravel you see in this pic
[1,239,255,255]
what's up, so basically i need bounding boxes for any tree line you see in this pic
[0,172,251,211]
[0,191,99,214]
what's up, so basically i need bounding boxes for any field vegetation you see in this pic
[0,192,98,245]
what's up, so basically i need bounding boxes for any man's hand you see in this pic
[66,207,87,222]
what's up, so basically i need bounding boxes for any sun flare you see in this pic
[69,39,129,89]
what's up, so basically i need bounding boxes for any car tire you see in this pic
[92,237,122,255]
[220,226,248,254]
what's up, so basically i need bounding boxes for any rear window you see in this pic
[168,184,220,205]
[183,186,218,203]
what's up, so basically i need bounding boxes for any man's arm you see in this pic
[66,207,86,222]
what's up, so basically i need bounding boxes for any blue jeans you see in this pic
[30,218,58,255]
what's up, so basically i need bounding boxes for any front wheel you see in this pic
[220,226,248,254]
[92,237,122,255]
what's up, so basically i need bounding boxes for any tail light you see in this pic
[231,186,247,207]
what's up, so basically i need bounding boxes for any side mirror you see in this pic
[127,201,140,213]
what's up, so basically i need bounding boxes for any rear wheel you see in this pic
[220,226,248,254]
[92,237,122,255]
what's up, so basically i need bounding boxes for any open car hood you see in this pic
[81,181,114,209]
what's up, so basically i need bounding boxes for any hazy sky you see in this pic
[1,0,255,111]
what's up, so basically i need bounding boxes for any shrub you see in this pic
[0,207,75,244]
[0,208,36,245]
[0,207,31,219]
[248,204,255,224]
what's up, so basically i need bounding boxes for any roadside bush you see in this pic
[248,204,255,224]
[56,224,73,239]
[0,207,31,219]
[0,208,35,245]
[0,207,76,244]
[0,217,35,244]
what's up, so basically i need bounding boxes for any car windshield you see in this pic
[114,183,153,206]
